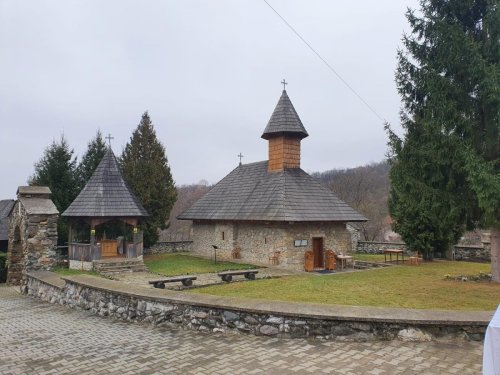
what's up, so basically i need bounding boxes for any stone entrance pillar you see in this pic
[6,186,58,285]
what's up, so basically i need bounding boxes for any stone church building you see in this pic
[179,89,366,271]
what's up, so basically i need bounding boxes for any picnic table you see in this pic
[336,254,354,270]
[384,249,404,264]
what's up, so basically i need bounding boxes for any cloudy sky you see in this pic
[0,0,420,199]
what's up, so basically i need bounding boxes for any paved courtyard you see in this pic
[0,286,483,374]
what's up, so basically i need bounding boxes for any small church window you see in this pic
[222,231,225,240]
[264,237,267,244]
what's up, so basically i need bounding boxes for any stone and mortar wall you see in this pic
[356,241,407,254]
[7,201,58,284]
[23,272,486,342]
[454,246,490,262]
[192,221,352,271]
[145,241,193,255]
[191,222,235,260]
[357,241,491,262]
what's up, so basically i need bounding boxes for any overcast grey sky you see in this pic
[0,0,420,199]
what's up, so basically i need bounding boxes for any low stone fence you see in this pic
[454,246,490,262]
[23,271,489,342]
[144,241,193,255]
[356,241,407,254]
[356,241,490,262]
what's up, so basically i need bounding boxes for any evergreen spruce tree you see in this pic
[121,112,177,247]
[30,135,78,245]
[387,0,499,268]
[76,130,107,191]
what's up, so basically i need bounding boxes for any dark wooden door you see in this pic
[312,238,323,268]
[101,239,118,257]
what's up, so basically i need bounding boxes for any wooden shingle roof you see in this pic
[178,161,367,222]
[62,147,148,218]
[261,90,309,140]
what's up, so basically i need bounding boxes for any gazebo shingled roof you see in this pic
[62,147,148,218]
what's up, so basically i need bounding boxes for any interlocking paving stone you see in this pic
[0,285,483,374]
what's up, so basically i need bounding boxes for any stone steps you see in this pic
[93,259,148,275]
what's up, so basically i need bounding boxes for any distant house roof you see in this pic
[178,161,367,222]
[261,90,309,140]
[0,200,15,241]
[62,147,149,218]
[17,186,51,196]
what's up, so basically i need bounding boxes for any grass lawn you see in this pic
[190,260,500,311]
[352,253,387,262]
[52,266,99,277]
[144,253,259,276]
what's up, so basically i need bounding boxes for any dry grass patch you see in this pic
[190,260,500,311]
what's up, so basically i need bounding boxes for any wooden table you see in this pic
[384,249,404,264]
[336,255,354,270]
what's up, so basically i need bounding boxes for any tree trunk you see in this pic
[491,226,500,283]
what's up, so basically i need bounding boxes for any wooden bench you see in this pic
[148,276,197,288]
[218,270,259,282]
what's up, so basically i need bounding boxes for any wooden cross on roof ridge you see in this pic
[281,79,288,90]
[106,133,114,146]
[238,152,244,166]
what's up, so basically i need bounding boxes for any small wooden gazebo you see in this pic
[62,146,149,270]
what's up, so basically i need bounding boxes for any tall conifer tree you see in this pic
[387,0,499,268]
[76,130,107,191]
[30,135,78,245]
[121,112,177,247]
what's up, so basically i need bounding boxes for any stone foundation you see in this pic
[69,260,93,271]
[23,271,488,342]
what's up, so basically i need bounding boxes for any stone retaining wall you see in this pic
[356,241,407,254]
[145,241,193,255]
[454,246,490,262]
[23,272,487,342]
[356,241,490,262]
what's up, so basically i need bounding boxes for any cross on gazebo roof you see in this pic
[106,133,114,146]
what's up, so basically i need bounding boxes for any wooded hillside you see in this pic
[312,161,391,241]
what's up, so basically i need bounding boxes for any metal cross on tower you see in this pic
[106,133,114,146]
[281,79,288,90]
[238,152,244,166]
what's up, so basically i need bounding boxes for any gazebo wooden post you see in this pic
[68,224,73,244]
[90,219,97,261]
